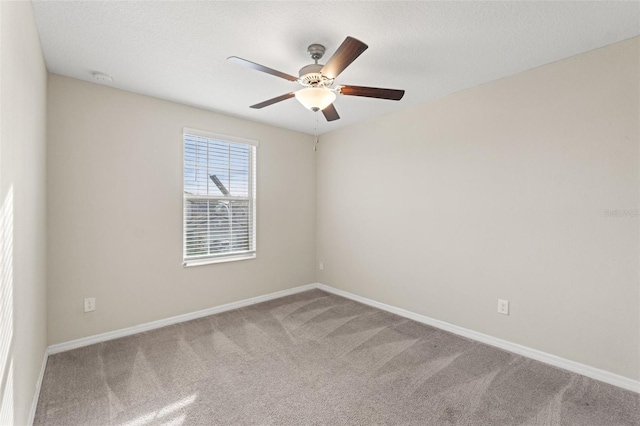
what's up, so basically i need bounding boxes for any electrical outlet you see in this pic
[84,297,96,313]
[497,299,509,315]
[319,261,324,270]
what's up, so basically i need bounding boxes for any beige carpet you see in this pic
[34,289,639,425]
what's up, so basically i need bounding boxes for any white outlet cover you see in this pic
[319,261,324,270]
[84,297,96,313]
[498,299,509,315]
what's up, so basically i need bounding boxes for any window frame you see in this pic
[182,127,258,267]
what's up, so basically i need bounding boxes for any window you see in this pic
[183,128,257,266]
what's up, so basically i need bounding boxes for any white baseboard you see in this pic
[316,283,639,394]
[28,350,48,426]
[44,281,639,394]
[47,283,317,355]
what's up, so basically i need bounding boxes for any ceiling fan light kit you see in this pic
[228,36,405,122]
[295,87,336,111]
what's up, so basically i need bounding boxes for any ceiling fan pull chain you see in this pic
[314,113,319,151]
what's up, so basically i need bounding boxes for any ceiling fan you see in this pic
[227,36,405,122]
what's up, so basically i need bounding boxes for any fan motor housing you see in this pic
[298,64,334,88]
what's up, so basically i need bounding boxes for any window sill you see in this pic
[183,253,256,267]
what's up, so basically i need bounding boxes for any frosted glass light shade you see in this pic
[295,88,336,111]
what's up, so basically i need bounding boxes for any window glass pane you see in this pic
[208,168,230,196]
[184,199,251,256]
[229,170,249,197]
[229,145,250,172]
[209,141,229,169]
[183,166,197,195]
[184,199,209,257]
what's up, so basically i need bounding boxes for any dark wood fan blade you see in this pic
[339,85,405,101]
[322,103,340,121]
[227,56,298,82]
[321,37,368,79]
[250,92,295,109]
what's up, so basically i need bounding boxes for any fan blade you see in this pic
[227,56,298,82]
[250,92,295,109]
[321,37,368,79]
[339,85,405,101]
[322,103,340,121]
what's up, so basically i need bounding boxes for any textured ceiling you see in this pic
[32,1,640,135]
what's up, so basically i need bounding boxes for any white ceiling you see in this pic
[32,1,639,135]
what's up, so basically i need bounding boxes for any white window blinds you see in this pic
[183,129,257,266]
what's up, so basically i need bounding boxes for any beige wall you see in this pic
[47,75,316,344]
[44,33,639,383]
[317,38,639,380]
[0,1,48,424]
